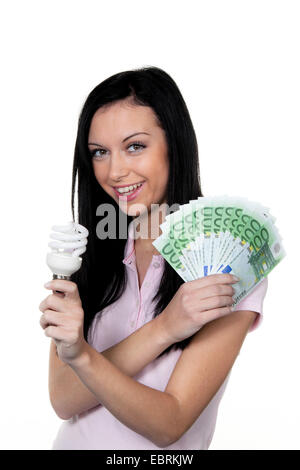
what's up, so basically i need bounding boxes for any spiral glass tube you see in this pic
[46,221,89,279]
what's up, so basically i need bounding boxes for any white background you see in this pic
[0,0,298,450]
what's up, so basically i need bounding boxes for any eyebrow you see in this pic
[88,132,150,147]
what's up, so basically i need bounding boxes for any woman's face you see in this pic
[88,99,169,218]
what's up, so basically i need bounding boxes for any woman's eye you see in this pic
[90,149,106,159]
[128,142,146,152]
[90,142,146,159]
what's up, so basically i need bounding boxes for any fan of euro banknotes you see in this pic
[152,195,286,307]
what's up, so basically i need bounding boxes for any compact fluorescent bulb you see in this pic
[46,221,89,280]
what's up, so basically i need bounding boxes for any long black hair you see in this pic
[70,66,204,359]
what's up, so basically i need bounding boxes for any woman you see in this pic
[39,66,268,450]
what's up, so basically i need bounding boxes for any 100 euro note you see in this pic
[152,196,286,307]
[191,195,285,305]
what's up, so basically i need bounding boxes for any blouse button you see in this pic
[153,262,160,268]
[130,320,135,328]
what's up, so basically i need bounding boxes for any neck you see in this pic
[132,204,166,255]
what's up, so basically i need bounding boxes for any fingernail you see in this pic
[44,282,52,288]
[232,276,240,282]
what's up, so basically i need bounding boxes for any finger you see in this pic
[198,283,235,299]
[188,273,239,290]
[39,297,53,312]
[44,325,68,341]
[40,309,63,329]
[198,295,234,312]
[44,280,80,301]
[39,294,67,313]
[199,305,233,325]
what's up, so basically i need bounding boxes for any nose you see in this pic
[108,151,129,181]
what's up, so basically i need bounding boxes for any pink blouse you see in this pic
[52,220,268,450]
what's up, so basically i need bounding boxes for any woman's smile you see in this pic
[113,181,146,201]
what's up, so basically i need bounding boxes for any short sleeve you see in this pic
[234,277,268,332]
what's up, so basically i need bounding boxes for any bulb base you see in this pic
[53,274,71,280]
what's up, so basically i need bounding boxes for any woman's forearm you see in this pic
[68,342,180,447]
[49,311,173,420]
[101,311,172,376]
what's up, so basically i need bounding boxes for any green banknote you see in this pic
[152,195,286,306]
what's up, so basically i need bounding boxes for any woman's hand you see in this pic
[39,279,87,364]
[160,273,239,343]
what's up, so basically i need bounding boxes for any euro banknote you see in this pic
[152,195,286,307]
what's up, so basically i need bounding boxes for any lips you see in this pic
[113,181,145,201]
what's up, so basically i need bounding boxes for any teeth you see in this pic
[116,182,143,194]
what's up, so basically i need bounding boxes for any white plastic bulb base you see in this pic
[46,252,82,280]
